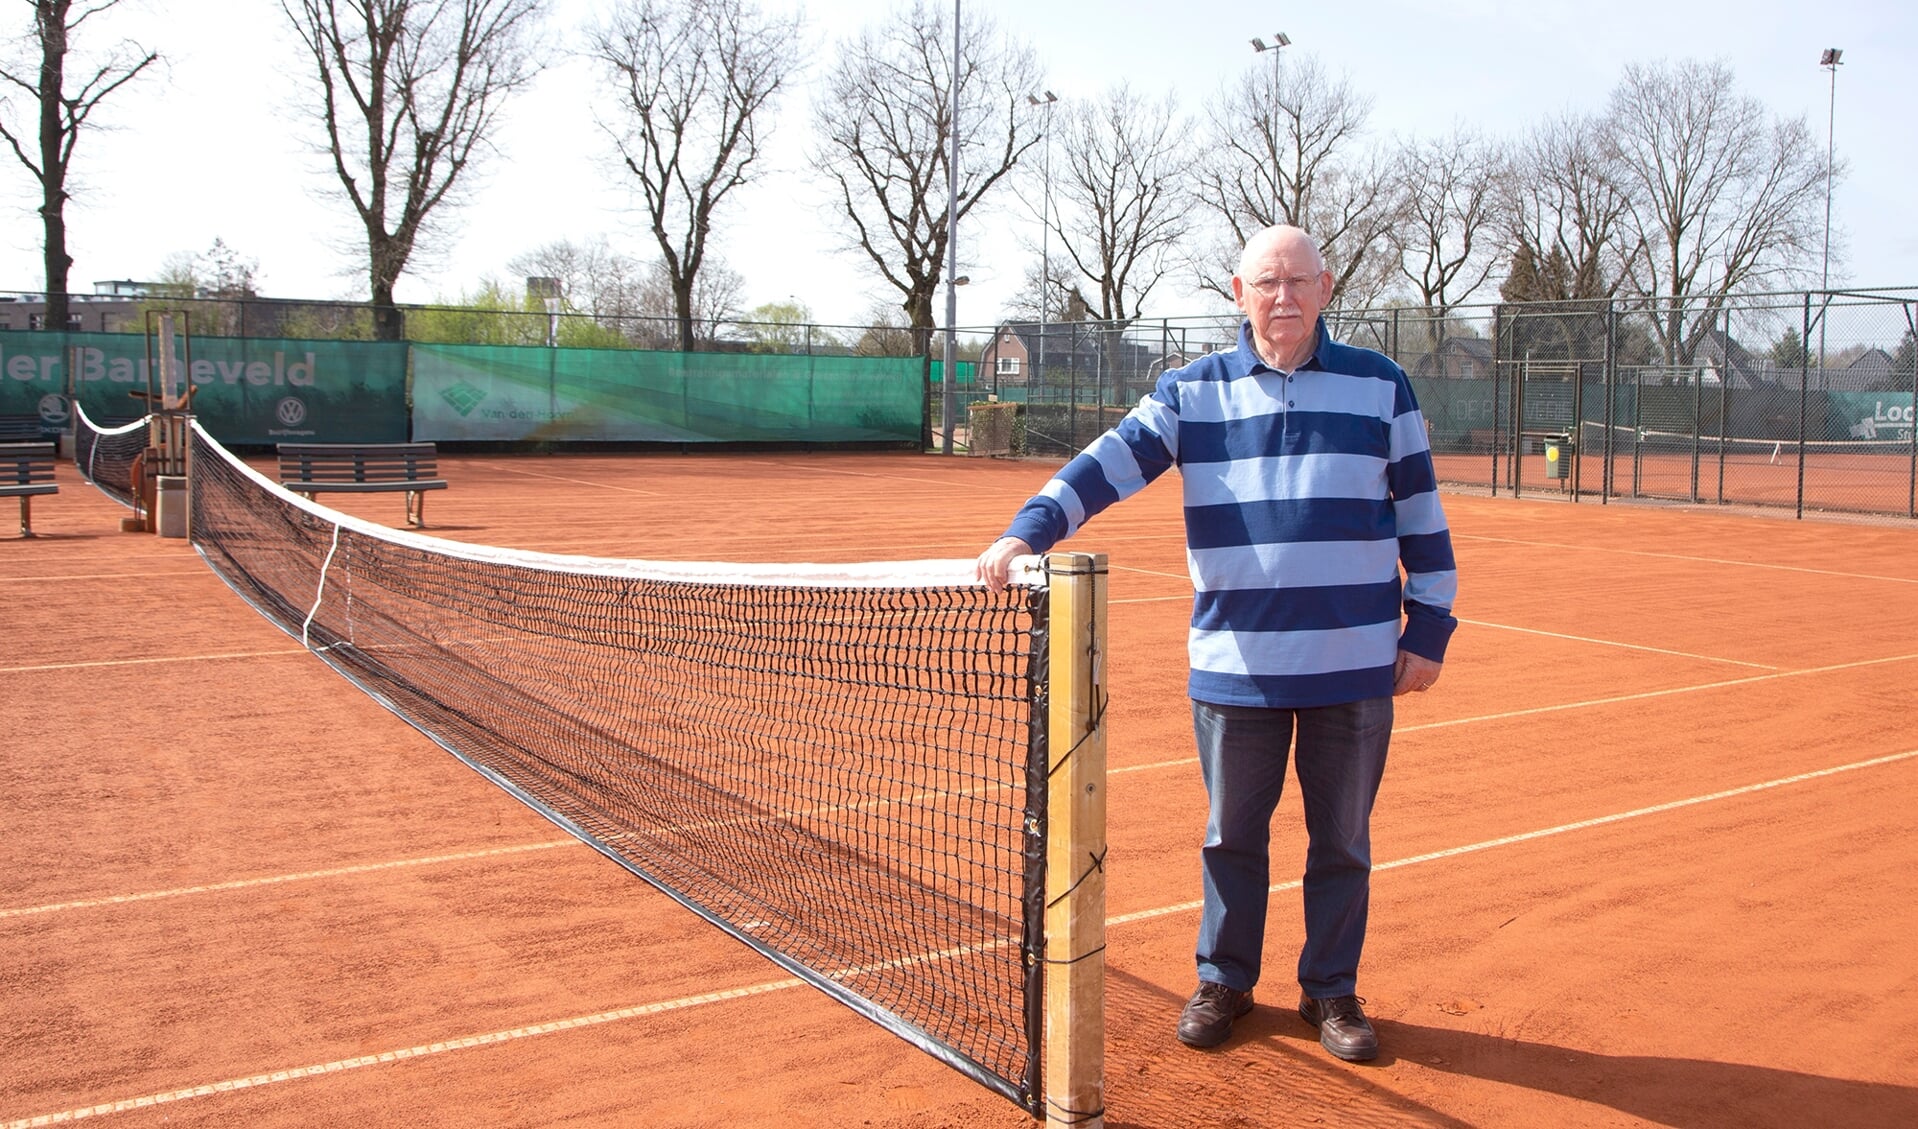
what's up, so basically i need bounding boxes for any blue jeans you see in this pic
[1191,696,1393,999]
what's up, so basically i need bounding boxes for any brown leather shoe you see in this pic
[1178,981,1253,1048]
[1298,994,1378,1061]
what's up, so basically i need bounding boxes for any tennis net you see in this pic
[1576,420,1916,464]
[73,403,150,507]
[185,422,1105,1118]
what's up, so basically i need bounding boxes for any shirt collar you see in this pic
[1237,317,1329,374]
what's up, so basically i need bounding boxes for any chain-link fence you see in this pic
[7,286,1913,518]
[1468,291,1918,520]
[958,290,1914,522]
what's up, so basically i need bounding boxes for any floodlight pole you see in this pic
[941,0,962,455]
[1820,48,1842,293]
[1819,47,1842,392]
[1029,91,1058,390]
[1250,32,1291,223]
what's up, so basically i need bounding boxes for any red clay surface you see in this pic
[4,449,1917,1128]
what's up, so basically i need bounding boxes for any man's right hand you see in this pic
[975,536,1033,592]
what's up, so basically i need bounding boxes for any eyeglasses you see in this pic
[1246,274,1322,297]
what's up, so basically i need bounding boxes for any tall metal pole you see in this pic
[1818,48,1842,396]
[941,0,961,454]
[1250,33,1290,223]
[1268,49,1278,219]
[1030,91,1057,389]
[1820,49,1842,291]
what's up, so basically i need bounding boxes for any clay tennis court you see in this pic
[4,450,1916,1128]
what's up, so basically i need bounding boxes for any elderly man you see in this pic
[977,225,1458,1061]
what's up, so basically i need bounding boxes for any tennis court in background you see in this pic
[3,450,1916,1129]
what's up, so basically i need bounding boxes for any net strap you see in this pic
[302,523,345,650]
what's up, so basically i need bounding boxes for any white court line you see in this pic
[0,571,206,584]
[0,979,807,1129]
[1454,533,1918,586]
[1107,746,1918,927]
[0,841,579,920]
[762,459,1014,489]
[16,649,1912,919]
[1452,617,1782,669]
[1107,650,1918,777]
[1112,590,1795,670]
[9,746,1914,1129]
[483,464,667,496]
[1397,650,1918,732]
[0,649,311,675]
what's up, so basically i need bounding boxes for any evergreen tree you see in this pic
[1770,327,1810,370]
[1499,242,1540,303]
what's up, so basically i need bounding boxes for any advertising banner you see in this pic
[411,343,922,444]
[0,331,407,443]
[1830,390,1917,443]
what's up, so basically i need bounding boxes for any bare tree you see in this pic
[153,237,262,298]
[997,253,1071,325]
[811,0,1039,352]
[1191,53,1396,308]
[507,235,649,324]
[1044,84,1191,327]
[587,0,799,352]
[1603,59,1833,363]
[633,255,740,348]
[0,0,157,329]
[1388,127,1507,320]
[848,299,916,358]
[282,0,544,340]
[1505,111,1630,302]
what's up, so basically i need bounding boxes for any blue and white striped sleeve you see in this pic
[1385,377,1458,662]
[1001,380,1180,554]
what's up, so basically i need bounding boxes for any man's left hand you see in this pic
[1393,651,1443,696]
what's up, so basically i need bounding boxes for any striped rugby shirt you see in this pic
[1002,319,1458,708]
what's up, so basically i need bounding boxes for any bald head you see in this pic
[1231,225,1334,371]
[1238,225,1325,280]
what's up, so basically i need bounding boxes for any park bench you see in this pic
[277,442,447,528]
[1,441,59,537]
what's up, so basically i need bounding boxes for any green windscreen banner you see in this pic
[0,330,407,443]
[1829,390,1916,442]
[411,343,923,443]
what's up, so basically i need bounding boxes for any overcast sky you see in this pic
[1,0,1910,329]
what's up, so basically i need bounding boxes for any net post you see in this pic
[1043,552,1107,1128]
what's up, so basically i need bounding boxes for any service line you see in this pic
[481,464,668,496]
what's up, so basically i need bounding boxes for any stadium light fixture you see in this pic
[1250,33,1292,221]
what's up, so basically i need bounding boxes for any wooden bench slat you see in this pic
[276,442,447,528]
[1,442,58,536]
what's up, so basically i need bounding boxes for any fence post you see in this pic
[1490,304,1503,495]
[1798,293,1811,519]
[1906,302,1917,518]
[1602,301,1617,502]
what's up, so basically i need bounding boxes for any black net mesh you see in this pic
[187,424,1050,1111]
[73,405,149,508]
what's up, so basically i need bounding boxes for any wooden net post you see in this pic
[1044,552,1107,1128]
